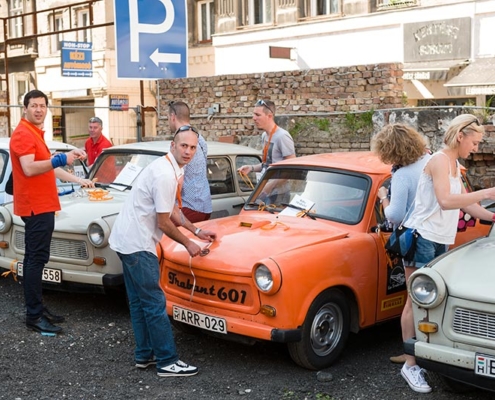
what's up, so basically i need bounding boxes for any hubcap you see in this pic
[310,303,343,356]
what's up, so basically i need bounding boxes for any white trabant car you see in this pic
[0,137,87,204]
[405,220,495,393]
[0,140,261,293]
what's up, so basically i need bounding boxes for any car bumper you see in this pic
[405,338,495,392]
[166,298,302,344]
[0,255,123,294]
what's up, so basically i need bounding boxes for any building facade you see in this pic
[203,0,495,108]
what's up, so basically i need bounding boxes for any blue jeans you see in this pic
[414,234,448,268]
[21,212,54,321]
[117,251,178,368]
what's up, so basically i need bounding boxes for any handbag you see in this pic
[385,225,418,261]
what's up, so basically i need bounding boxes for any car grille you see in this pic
[15,230,89,260]
[453,308,495,340]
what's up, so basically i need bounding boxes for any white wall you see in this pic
[213,1,488,75]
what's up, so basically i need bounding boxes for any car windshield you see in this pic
[247,167,370,224]
[89,152,162,186]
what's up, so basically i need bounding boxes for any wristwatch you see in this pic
[194,227,202,236]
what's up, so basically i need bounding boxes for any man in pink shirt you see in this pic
[84,116,112,167]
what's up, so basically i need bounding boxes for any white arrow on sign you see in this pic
[129,0,180,64]
[149,48,181,67]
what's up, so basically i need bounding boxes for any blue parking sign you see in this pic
[114,0,187,79]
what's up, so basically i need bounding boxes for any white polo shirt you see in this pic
[109,154,184,255]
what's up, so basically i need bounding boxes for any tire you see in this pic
[288,288,350,370]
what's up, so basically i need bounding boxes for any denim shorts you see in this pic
[413,234,448,268]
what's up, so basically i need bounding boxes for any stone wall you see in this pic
[156,63,404,143]
[156,64,495,189]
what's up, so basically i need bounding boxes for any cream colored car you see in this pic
[405,221,495,393]
[0,141,260,293]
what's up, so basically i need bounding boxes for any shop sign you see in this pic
[404,18,470,62]
[109,94,130,111]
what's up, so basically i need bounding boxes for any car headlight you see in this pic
[253,260,282,295]
[87,219,111,248]
[408,270,446,309]
[255,265,273,292]
[0,207,12,233]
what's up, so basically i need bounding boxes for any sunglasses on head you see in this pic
[174,125,199,138]
[460,118,480,133]
[168,101,177,115]
[255,99,273,114]
[89,117,102,124]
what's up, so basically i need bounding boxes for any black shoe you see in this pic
[43,307,65,323]
[26,316,62,334]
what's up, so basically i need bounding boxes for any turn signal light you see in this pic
[260,305,276,317]
[0,241,9,249]
[418,321,438,333]
[93,257,107,266]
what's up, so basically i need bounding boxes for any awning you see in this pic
[444,58,495,87]
[403,60,467,81]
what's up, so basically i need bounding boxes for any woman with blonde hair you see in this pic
[400,114,495,393]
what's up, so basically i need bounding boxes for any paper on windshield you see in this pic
[110,162,143,191]
[279,194,315,217]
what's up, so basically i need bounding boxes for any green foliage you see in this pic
[289,117,330,138]
[343,109,374,132]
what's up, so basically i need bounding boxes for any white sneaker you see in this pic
[401,363,432,393]
[157,360,198,377]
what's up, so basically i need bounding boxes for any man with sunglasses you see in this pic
[238,99,295,176]
[238,99,296,203]
[84,116,112,168]
[168,101,212,222]
[109,127,216,378]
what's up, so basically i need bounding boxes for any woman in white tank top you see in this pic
[399,114,495,394]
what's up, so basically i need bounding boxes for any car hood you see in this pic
[10,188,129,233]
[162,213,350,274]
[429,236,495,302]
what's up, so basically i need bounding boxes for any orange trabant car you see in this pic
[159,151,489,370]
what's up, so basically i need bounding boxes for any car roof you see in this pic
[272,151,392,175]
[0,137,76,151]
[102,140,261,156]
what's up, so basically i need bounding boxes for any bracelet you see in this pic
[251,165,254,173]
[194,227,201,236]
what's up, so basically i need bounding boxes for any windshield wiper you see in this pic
[281,203,316,220]
[108,182,133,190]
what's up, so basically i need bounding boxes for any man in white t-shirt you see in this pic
[109,128,215,378]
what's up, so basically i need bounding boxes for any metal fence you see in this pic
[0,104,158,147]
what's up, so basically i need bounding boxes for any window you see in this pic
[198,0,215,41]
[302,0,339,17]
[77,9,91,43]
[51,13,64,52]
[9,0,24,39]
[240,0,272,26]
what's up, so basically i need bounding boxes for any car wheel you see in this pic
[288,288,350,370]
[429,371,473,393]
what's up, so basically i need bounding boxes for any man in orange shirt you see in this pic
[84,116,112,168]
[10,90,93,335]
